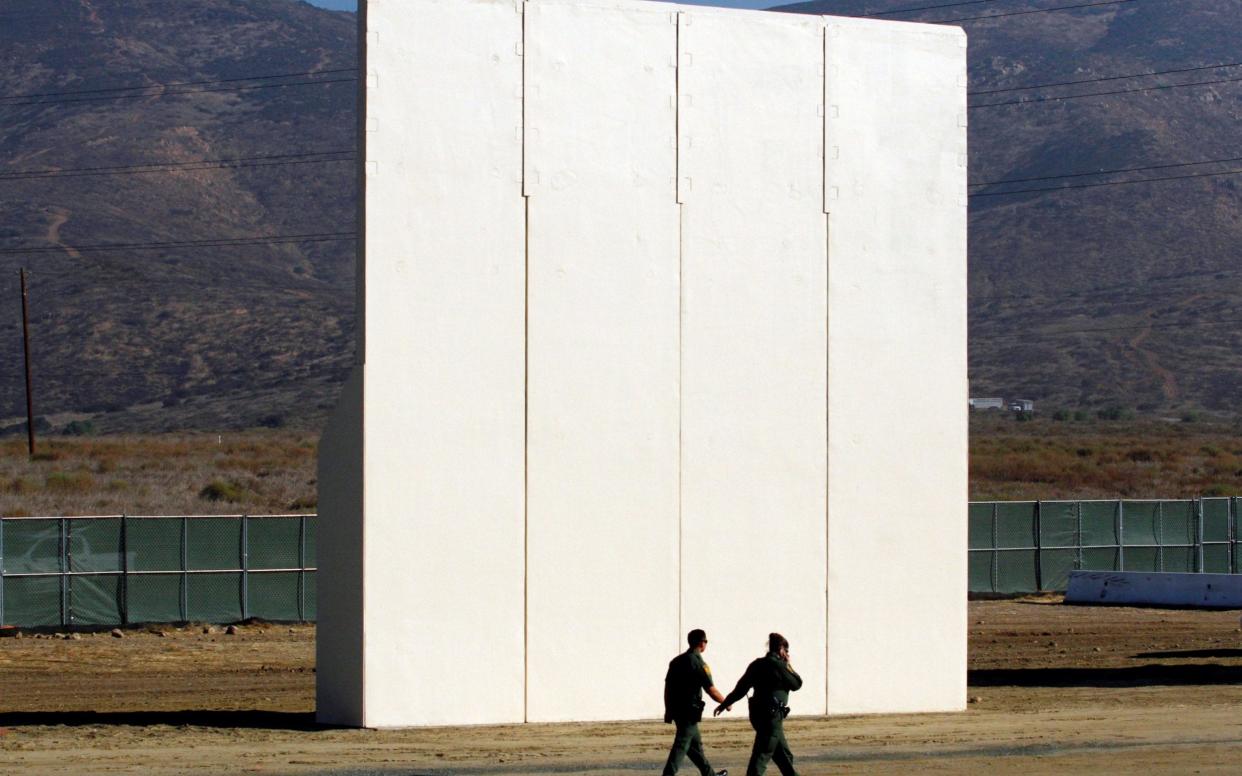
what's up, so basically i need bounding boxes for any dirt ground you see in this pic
[5,599,1242,775]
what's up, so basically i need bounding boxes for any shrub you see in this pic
[1052,410,1070,421]
[199,480,245,502]
[45,471,95,493]
[6,477,37,494]
[1097,406,1134,421]
[61,420,95,436]
[256,414,286,429]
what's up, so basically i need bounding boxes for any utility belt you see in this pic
[669,699,706,725]
[748,694,791,722]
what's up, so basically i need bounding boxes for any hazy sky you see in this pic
[304,0,779,11]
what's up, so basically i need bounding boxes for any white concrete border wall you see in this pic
[524,1,681,723]
[678,10,829,715]
[824,16,968,714]
[318,0,966,727]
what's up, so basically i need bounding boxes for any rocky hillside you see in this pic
[0,0,356,432]
[779,0,1242,417]
[4,0,1242,434]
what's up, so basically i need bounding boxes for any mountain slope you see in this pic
[779,0,1242,416]
[0,0,357,432]
[5,0,1242,433]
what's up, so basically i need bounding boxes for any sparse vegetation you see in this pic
[970,414,1242,501]
[0,432,317,517]
[198,480,246,503]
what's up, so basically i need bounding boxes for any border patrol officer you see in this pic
[714,633,802,776]
[663,628,729,776]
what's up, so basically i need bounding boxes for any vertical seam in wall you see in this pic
[821,19,830,715]
[674,10,684,651]
[520,0,530,726]
[356,0,369,727]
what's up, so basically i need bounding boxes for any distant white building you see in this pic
[969,397,1004,410]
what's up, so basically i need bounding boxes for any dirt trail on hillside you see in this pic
[44,207,81,258]
[6,600,1242,775]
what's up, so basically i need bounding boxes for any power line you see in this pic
[1,77,357,108]
[972,72,1242,109]
[938,0,1140,24]
[973,315,1242,337]
[0,151,356,182]
[0,232,357,256]
[969,165,1242,198]
[970,154,1242,188]
[970,266,1242,303]
[0,67,357,102]
[862,0,1003,17]
[970,60,1242,96]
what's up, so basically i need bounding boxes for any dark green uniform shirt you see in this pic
[664,649,715,723]
[721,652,803,713]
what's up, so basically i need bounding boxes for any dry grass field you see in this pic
[3,417,1242,517]
[969,414,1242,501]
[5,599,1242,774]
[0,431,318,517]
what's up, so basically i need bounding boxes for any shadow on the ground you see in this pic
[970,663,1242,688]
[0,709,327,730]
[1135,648,1242,659]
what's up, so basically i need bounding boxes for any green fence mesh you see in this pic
[0,515,315,628]
[5,503,1239,623]
[969,498,1239,595]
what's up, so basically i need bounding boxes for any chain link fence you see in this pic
[0,514,316,627]
[970,498,1239,594]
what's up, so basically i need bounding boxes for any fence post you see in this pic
[180,516,189,622]
[60,517,69,627]
[0,516,5,626]
[1227,496,1237,576]
[241,515,249,622]
[1196,499,1204,573]
[1076,500,1083,570]
[1034,500,1043,591]
[1156,502,1164,572]
[990,502,998,593]
[1117,500,1125,571]
[120,515,129,626]
[298,515,307,622]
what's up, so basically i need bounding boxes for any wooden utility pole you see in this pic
[19,268,35,456]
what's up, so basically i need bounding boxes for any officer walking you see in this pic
[713,633,802,776]
[663,628,729,776]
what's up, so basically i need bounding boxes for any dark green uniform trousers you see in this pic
[746,717,797,776]
[662,720,715,776]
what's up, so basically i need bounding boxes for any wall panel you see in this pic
[360,0,527,727]
[677,8,829,714]
[823,15,968,714]
[524,0,681,723]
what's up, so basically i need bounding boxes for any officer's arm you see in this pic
[780,662,804,692]
[698,662,726,704]
[716,665,755,713]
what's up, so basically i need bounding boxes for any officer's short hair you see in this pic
[768,632,789,652]
[687,629,707,647]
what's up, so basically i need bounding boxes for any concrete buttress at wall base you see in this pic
[317,0,968,727]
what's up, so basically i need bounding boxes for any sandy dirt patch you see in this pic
[4,599,1242,774]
